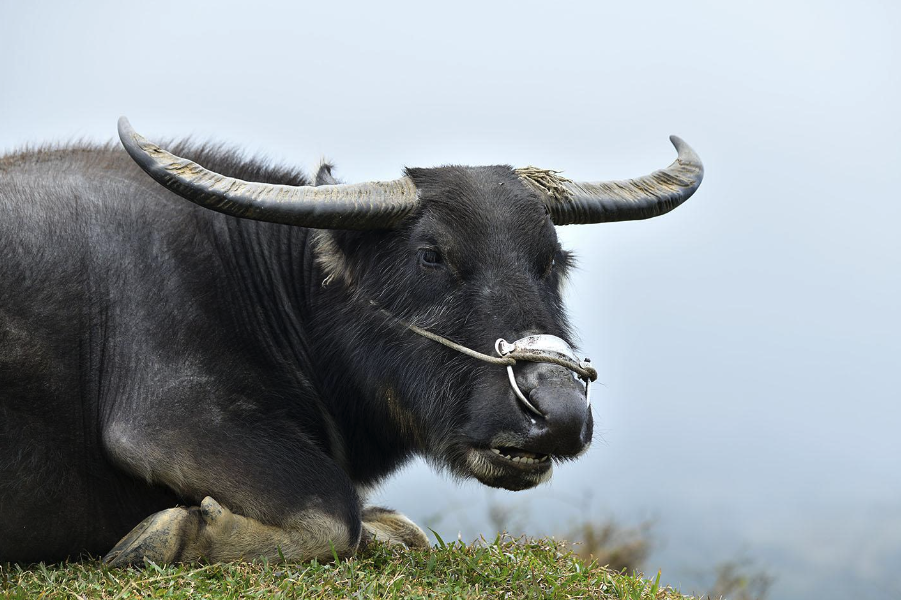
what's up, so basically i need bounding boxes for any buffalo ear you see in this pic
[311,230,349,288]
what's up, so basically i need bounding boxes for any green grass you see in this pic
[0,536,695,599]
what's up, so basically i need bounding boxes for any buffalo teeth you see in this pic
[489,448,549,465]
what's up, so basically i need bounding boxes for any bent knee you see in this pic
[199,497,362,562]
[289,505,362,558]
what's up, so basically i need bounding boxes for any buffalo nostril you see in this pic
[506,366,544,418]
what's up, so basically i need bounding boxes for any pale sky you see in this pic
[2,2,899,598]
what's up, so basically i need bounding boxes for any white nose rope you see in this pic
[378,305,597,419]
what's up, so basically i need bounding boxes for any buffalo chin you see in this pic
[465,448,553,491]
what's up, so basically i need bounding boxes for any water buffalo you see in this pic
[0,118,703,564]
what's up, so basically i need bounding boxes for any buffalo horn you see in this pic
[117,117,420,230]
[518,136,704,225]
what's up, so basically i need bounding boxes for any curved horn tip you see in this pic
[117,116,134,138]
[668,134,702,165]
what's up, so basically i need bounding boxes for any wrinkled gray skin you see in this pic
[0,142,591,564]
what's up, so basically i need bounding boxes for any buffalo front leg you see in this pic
[105,496,353,565]
[361,506,429,550]
[102,398,363,565]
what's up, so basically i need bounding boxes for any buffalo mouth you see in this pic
[465,445,554,491]
[489,446,550,465]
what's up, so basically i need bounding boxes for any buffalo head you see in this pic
[118,117,703,492]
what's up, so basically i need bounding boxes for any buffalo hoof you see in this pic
[103,505,201,566]
[361,506,430,550]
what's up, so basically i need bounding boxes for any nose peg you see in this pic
[495,335,593,419]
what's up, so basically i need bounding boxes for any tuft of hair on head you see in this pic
[315,161,340,186]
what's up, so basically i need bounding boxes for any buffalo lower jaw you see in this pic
[465,448,553,491]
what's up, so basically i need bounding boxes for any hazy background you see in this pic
[2,1,899,598]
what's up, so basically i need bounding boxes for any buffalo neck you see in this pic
[215,216,318,386]
[214,219,412,487]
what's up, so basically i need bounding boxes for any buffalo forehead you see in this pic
[407,165,557,265]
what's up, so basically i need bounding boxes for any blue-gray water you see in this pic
[2,2,899,598]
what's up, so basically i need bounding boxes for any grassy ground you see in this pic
[0,536,696,599]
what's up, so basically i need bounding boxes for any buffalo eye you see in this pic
[418,248,442,268]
